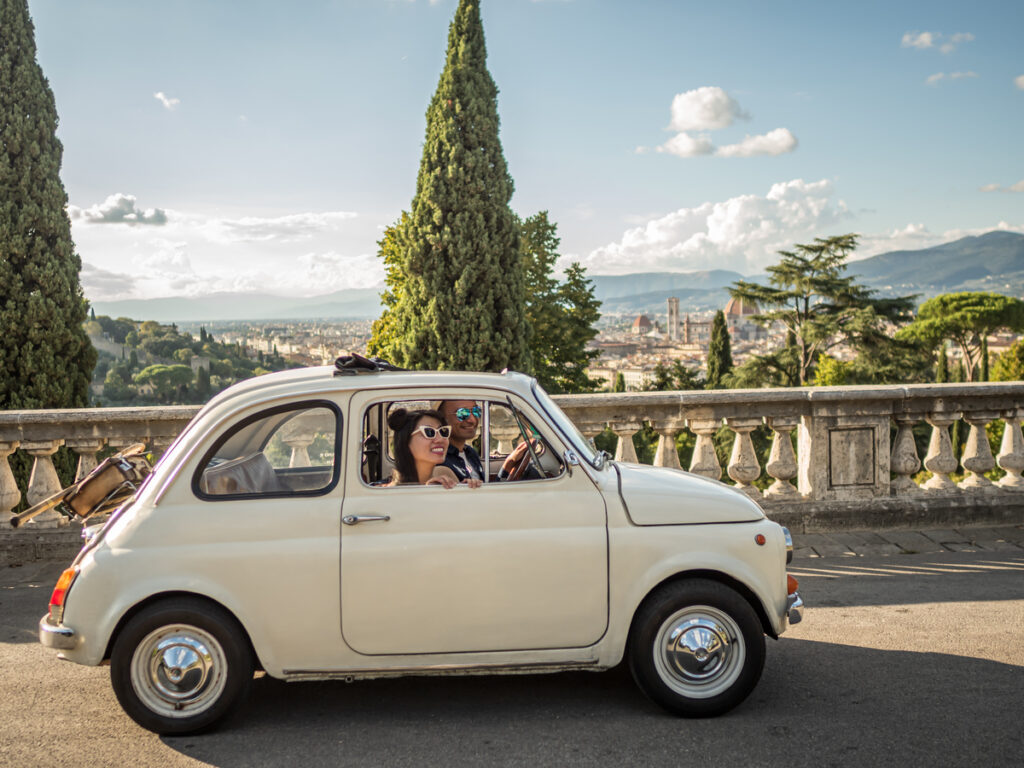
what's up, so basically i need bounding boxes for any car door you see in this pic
[339,389,609,656]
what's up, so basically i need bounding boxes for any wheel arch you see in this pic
[103,591,263,671]
[628,570,778,644]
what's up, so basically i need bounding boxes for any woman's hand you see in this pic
[465,478,483,489]
[426,474,457,489]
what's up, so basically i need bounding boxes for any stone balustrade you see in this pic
[3,384,1024,537]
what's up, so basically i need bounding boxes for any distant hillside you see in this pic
[848,231,1024,294]
[590,231,1024,316]
[90,289,382,323]
[589,270,743,301]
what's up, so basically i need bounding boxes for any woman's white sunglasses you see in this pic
[411,425,451,440]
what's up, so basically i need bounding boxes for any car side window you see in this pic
[357,397,564,487]
[194,402,341,499]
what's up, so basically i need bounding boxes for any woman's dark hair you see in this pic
[388,407,445,484]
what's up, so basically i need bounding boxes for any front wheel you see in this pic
[110,598,254,735]
[628,579,765,717]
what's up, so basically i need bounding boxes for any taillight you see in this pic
[49,567,78,623]
[787,574,799,595]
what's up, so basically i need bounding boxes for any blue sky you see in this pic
[26,0,1024,301]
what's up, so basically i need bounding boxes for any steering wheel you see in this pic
[505,440,545,481]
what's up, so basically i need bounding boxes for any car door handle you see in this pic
[342,514,391,526]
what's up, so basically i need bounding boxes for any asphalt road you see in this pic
[1,550,1022,768]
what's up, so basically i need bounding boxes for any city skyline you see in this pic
[25,0,1024,303]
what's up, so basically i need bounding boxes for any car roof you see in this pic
[202,366,537,414]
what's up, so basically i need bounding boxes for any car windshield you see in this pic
[531,382,601,467]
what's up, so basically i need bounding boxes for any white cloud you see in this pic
[981,180,1024,193]
[902,31,935,49]
[1015,74,1024,90]
[572,178,849,274]
[715,128,798,158]
[207,211,359,243]
[656,131,714,158]
[940,32,975,54]
[69,193,168,225]
[153,91,180,110]
[668,86,749,132]
[926,71,979,85]
[902,31,973,53]
[72,202,381,301]
[654,87,795,160]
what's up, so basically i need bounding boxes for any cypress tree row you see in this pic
[0,0,95,409]
[706,310,733,389]
[369,0,531,372]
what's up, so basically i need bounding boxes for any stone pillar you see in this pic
[764,418,799,499]
[0,441,21,524]
[686,418,722,481]
[725,417,763,500]
[65,438,105,482]
[890,416,922,496]
[652,424,682,470]
[22,439,66,527]
[997,409,1024,490]
[608,422,640,463]
[282,432,314,468]
[959,412,998,492]
[922,413,962,493]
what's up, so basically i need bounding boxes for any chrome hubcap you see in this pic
[653,605,745,699]
[130,625,227,718]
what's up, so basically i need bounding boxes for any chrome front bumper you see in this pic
[786,591,804,626]
[39,615,78,651]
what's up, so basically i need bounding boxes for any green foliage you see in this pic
[706,310,733,389]
[813,355,854,386]
[897,292,1024,382]
[613,372,626,393]
[368,0,530,372]
[0,0,96,409]
[520,212,601,393]
[936,346,949,383]
[729,234,916,386]
[645,361,703,391]
[991,338,1024,382]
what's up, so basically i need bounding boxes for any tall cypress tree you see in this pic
[368,0,530,372]
[0,0,95,409]
[706,310,733,389]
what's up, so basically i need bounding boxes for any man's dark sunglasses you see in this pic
[454,406,482,421]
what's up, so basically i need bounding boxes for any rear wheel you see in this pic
[628,579,765,717]
[110,598,254,735]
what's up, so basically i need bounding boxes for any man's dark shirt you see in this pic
[443,443,542,481]
[443,443,484,481]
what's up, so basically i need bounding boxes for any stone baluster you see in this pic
[890,416,922,496]
[725,417,763,500]
[608,422,640,463]
[0,441,21,524]
[763,418,800,499]
[922,413,961,492]
[959,411,998,492]
[22,439,66,527]
[282,432,314,468]
[65,438,105,482]
[652,423,682,470]
[686,418,722,481]
[997,409,1024,490]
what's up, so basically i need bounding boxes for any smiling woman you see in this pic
[385,408,460,488]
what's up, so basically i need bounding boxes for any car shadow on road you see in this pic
[162,639,1023,768]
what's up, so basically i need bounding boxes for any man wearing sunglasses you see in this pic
[438,400,540,483]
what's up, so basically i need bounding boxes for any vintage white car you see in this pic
[39,364,802,734]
